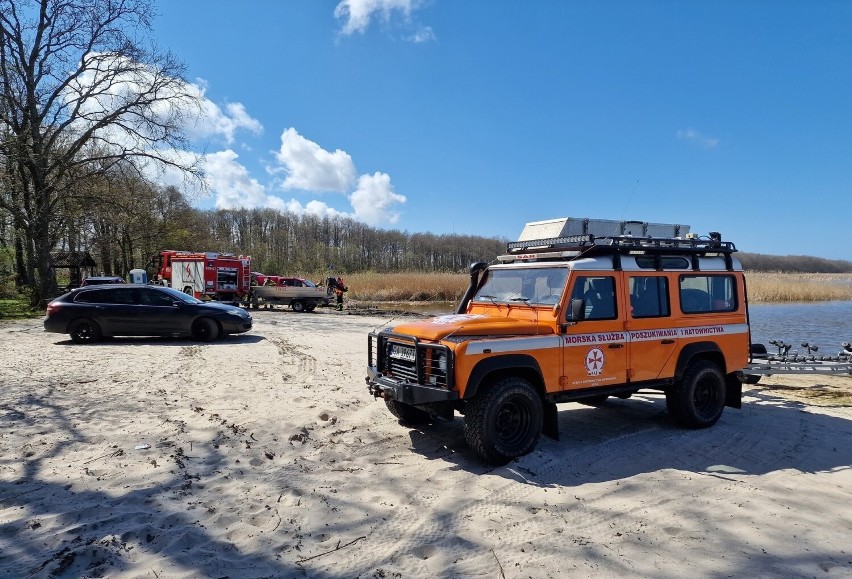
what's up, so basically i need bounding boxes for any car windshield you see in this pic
[473,267,569,306]
[159,286,203,304]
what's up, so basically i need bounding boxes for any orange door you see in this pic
[561,273,628,390]
[625,274,677,382]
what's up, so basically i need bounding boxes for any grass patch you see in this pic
[756,383,852,407]
[0,296,42,319]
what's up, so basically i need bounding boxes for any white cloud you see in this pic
[405,26,435,43]
[284,199,348,219]
[185,86,263,145]
[204,150,285,210]
[64,52,405,225]
[335,0,431,40]
[68,54,262,149]
[349,172,406,225]
[274,128,357,192]
[676,128,719,149]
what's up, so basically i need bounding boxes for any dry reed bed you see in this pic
[745,273,852,302]
[337,271,852,303]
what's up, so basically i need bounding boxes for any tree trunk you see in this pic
[14,235,27,288]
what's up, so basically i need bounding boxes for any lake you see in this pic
[376,300,852,356]
[748,301,852,355]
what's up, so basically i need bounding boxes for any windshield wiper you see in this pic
[477,294,498,304]
[509,297,530,304]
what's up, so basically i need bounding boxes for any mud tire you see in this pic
[385,399,430,425]
[463,376,542,465]
[666,360,726,428]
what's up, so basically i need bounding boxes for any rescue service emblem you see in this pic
[585,347,605,376]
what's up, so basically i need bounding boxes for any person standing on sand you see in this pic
[335,277,347,311]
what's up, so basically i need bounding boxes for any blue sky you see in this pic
[151,1,852,260]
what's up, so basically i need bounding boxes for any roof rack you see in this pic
[503,233,738,270]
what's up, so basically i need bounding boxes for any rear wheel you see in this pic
[385,399,430,425]
[192,317,220,342]
[69,318,101,344]
[464,376,543,465]
[667,360,726,428]
[291,300,305,313]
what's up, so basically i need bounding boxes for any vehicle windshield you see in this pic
[160,286,203,304]
[473,267,569,306]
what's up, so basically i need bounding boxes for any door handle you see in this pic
[661,339,675,344]
[608,343,624,349]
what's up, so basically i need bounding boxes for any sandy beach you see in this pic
[1,309,851,578]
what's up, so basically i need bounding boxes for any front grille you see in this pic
[368,331,453,389]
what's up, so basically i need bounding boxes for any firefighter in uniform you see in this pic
[335,277,347,311]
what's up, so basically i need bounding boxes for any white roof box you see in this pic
[518,217,690,242]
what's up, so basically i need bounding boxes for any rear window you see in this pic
[679,275,737,313]
[73,288,136,304]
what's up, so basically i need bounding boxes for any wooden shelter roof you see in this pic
[50,251,97,268]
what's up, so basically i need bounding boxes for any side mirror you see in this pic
[567,298,585,321]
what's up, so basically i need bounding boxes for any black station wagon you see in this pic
[44,284,252,343]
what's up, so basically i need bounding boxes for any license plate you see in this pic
[389,344,416,362]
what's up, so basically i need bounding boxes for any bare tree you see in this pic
[0,0,200,305]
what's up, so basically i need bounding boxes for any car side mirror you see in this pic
[567,298,585,322]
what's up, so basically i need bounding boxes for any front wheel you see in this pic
[385,399,430,425]
[69,318,101,344]
[463,376,543,465]
[192,317,220,342]
[666,360,726,428]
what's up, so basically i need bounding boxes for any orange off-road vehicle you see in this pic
[367,218,751,464]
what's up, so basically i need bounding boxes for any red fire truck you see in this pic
[149,250,252,302]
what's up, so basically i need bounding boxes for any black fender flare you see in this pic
[463,354,545,400]
[463,354,559,441]
[674,341,726,381]
[674,341,741,408]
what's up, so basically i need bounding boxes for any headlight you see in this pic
[435,352,447,373]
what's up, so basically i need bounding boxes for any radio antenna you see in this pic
[620,179,639,221]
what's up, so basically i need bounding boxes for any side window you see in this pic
[629,276,670,318]
[110,288,138,304]
[74,289,108,303]
[569,276,617,320]
[680,275,736,313]
[140,289,176,306]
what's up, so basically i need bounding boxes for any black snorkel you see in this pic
[455,262,488,314]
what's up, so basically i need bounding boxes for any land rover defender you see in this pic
[367,218,749,464]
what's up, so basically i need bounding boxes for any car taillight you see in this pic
[46,302,62,315]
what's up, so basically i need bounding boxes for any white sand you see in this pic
[1,310,851,578]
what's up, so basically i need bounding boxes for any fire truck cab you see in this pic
[367,218,750,464]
